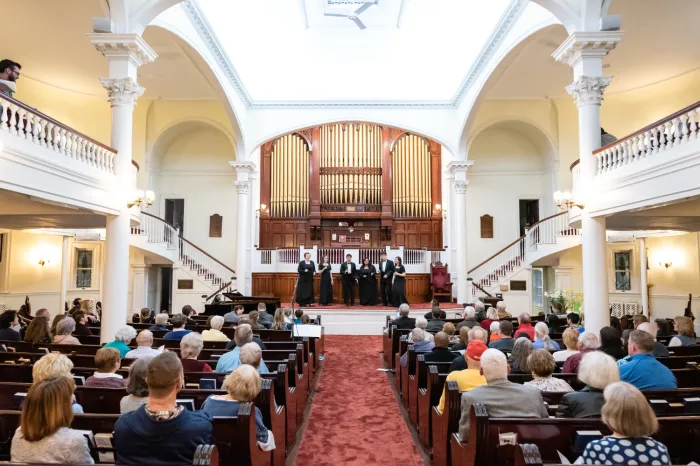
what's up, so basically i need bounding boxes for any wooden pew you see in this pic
[417,366,447,449]
[410,357,458,428]
[431,380,460,466]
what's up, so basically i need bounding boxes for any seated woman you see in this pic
[533,322,560,350]
[201,364,275,450]
[248,311,265,330]
[120,356,152,414]
[524,350,573,392]
[179,332,213,373]
[271,309,290,331]
[408,317,434,343]
[32,353,84,414]
[489,321,501,342]
[11,375,94,464]
[50,314,66,338]
[480,307,499,331]
[507,337,533,374]
[582,382,670,465]
[451,326,469,351]
[443,322,459,345]
[103,326,137,357]
[85,347,125,388]
[52,317,81,345]
[556,351,619,418]
[552,328,580,363]
[669,316,696,346]
[599,326,626,360]
[24,316,52,344]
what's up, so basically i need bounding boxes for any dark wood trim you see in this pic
[592,100,700,155]
[569,159,580,171]
[467,236,525,274]
[1,94,116,153]
[131,160,140,171]
[524,211,567,231]
[430,141,442,219]
[381,126,394,222]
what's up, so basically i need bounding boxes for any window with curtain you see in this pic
[76,249,93,288]
[532,268,543,308]
[614,250,632,291]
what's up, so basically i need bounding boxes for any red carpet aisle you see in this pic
[294,336,424,466]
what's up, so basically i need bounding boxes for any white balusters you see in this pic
[277,249,298,264]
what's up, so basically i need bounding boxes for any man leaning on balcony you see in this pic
[0,59,21,97]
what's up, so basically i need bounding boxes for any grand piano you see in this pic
[203,291,280,316]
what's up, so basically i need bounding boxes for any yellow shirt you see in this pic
[201,329,231,342]
[438,368,487,413]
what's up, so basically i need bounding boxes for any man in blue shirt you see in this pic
[163,314,192,341]
[618,330,677,390]
[216,324,269,373]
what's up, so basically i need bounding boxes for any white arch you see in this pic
[467,117,558,165]
[149,117,236,163]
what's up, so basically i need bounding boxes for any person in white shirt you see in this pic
[552,328,580,363]
[202,316,231,342]
[125,330,161,359]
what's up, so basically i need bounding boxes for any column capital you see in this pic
[552,31,623,67]
[229,161,257,175]
[566,75,612,107]
[89,33,158,67]
[234,180,252,194]
[446,160,475,176]
[100,77,145,107]
[453,180,470,194]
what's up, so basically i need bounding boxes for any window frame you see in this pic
[70,242,102,293]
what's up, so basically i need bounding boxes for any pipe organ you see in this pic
[259,122,442,249]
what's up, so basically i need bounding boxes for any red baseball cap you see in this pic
[467,340,488,361]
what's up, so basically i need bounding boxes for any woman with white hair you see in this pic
[480,307,499,331]
[489,321,501,343]
[408,317,434,343]
[180,331,213,373]
[533,322,560,350]
[556,351,619,418]
[53,317,81,345]
[103,326,137,357]
[202,315,231,342]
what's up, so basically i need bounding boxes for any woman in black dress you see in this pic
[392,256,408,306]
[318,255,333,306]
[358,258,378,306]
[296,252,316,306]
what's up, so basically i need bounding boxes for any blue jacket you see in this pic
[618,353,677,390]
[215,346,269,374]
[163,329,192,341]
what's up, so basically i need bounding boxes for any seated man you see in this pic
[148,313,169,332]
[216,324,269,374]
[114,353,214,465]
[163,314,192,341]
[256,303,274,329]
[202,316,231,342]
[424,300,447,320]
[408,317,434,343]
[450,327,489,373]
[182,305,197,324]
[488,320,515,352]
[456,306,479,331]
[85,347,126,388]
[125,330,161,359]
[223,304,244,325]
[496,301,511,319]
[516,313,535,340]
[424,332,459,364]
[562,332,598,374]
[224,317,267,351]
[567,312,584,333]
[637,322,670,358]
[400,328,434,368]
[389,304,415,331]
[457,349,548,441]
[438,340,487,413]
[618,330,677,390]
[426,315,446,333]
[72,311,92,337]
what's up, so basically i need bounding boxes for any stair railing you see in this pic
[525,211,578,251]
[467,236,525,293]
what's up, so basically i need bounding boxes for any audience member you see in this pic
[179,332,213,373]
[0,59,21,98]
[24,316,51,344]
[148,313,169,332]
[50,314,66,338]
[223,304,244,325]
[390,304,416,331]
[409,317,434,343]
[400,328,435,367]
[618,330,677,390]
[598,326,626,360]
[72,311,92,336]
[294,309,303,324]
[424,332,459,364]
[488,320,515,351]
[480,307,498,331]
[456,306,479,330]
[201,364,274,450]
[438,340,488,413]
[654,318,671,337]
[163,314,192,341]
[224,320,267,351]
[532,322,559,350]
[426,314,446,333]
[622,314,648,344]
[489,321,501,342]
[457,349,547,441]
[0,310,21,342]
[637,322,670,357]
[239,342,263,370]
[567,312,583,333]
[181,305,196,324]
[516,313,535,340]
[562,331,598,374]
[217,324,269,373]
[104,326,137,357]
[248,310,265,330]
[451,326,469,351]
[202,315,231,342]
[442,322,459,344]
[553,328,580,362]
[114,353,214,465]
[256,303,274,328]
[524,350,573,392]
[85,347,126,388]
[609,315,622,335]
[508,337,533,374]
[271,309,290,330]
[473,301,486,321]
[125,330,161,359]
[34,308,50,321]
[450,327,493,373]
[546,301,567,333]
[424,300,446,320]
[10,376,93,464]
[496,301,511,319]
[32,353,84,414]
[669,316,696,346]
[301,314,311,324]
[581,382,670,465]
[556,351,619,418]
[120,356,152,414]
[52,317,80,345]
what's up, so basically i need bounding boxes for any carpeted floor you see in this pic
[282,302,463,310]
[294,335,424,466]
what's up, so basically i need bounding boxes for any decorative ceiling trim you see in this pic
[182,0,527,109]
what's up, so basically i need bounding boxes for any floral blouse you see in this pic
[524,376,574,392]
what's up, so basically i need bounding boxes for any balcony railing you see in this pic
[525,212,579,251]
[0,94,116,173]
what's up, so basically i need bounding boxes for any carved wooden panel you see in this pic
[259,219,308,249]
[177,279,194,290]
[393,220,440,249]
[480,214,494,239]
[510,280,527,291]
[209,214,223,238]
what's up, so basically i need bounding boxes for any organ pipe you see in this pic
[270,133,310,217]
[392,134,432,218]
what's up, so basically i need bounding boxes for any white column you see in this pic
[131,264,150,311]
[447,161,474,304]
[91,34,156,342]
[553,31,622,335]
[59,236,70,314]
[230,161,257,295]
[639,237,649,317]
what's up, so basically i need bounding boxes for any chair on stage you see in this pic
[430,261,453,303]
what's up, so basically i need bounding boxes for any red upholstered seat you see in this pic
[430,262,453,302]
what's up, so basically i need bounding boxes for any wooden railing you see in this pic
[594,100,700,175]
[0,94,117,173]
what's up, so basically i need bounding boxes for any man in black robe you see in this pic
[377,252,395,306]
[339,254,357,306]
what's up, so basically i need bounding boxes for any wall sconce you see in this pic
[435,204,442,211]
[659,261,672,269]
[127,190,155,208]
[256,204,267,217]
[553,191,584,209]
[37,258,49,267]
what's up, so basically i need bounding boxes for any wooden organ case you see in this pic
[258,122,443,249]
